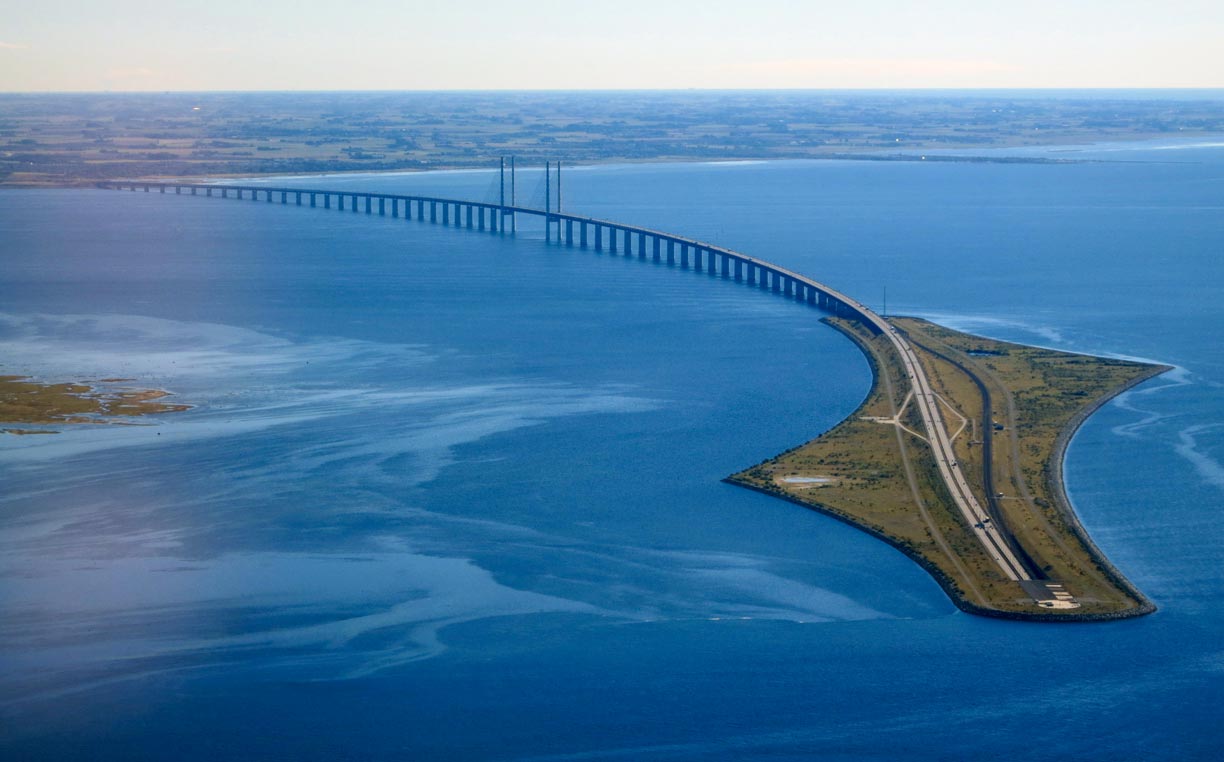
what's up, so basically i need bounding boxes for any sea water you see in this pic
[1,138,1222,759]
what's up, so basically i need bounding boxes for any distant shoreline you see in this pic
[4,89,1221,187]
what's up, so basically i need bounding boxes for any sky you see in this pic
[2,0,1222,92]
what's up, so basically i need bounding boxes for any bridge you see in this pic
[95,174,1073,609]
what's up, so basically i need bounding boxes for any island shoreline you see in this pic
[726,318,1165,623]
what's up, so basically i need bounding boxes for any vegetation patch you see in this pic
[0,374,190,432]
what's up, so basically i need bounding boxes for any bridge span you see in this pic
[96,180,876,328]
[96,178,1068,608]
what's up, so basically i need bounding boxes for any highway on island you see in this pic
[733,261,1077,609]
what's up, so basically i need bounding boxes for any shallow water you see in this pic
[1,138,1222,759]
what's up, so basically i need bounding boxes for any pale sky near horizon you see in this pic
[2,0,1222,92]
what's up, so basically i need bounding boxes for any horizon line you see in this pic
[3,86,1224,97]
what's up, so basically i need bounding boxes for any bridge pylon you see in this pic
[499,156,517,233]
[545,160,562,243]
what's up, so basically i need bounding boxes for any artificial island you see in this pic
[11,171,1168,622]
[729,317,1166,620]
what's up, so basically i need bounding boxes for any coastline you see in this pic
[1043,362,1173,618]
[7,131,1223,189]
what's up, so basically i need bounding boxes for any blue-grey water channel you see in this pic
[1,138,1222,759]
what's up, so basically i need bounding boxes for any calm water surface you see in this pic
[1,139,1222,759]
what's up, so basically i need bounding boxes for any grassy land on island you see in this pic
[728,317,1168,620]
[0,375,189,433]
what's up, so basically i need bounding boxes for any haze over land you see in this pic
[4,90,1224,185]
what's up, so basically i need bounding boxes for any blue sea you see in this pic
[1,138,1222,760]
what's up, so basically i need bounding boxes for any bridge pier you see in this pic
[117,185,877,332]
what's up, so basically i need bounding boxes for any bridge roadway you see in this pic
[97,179,1069,608]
